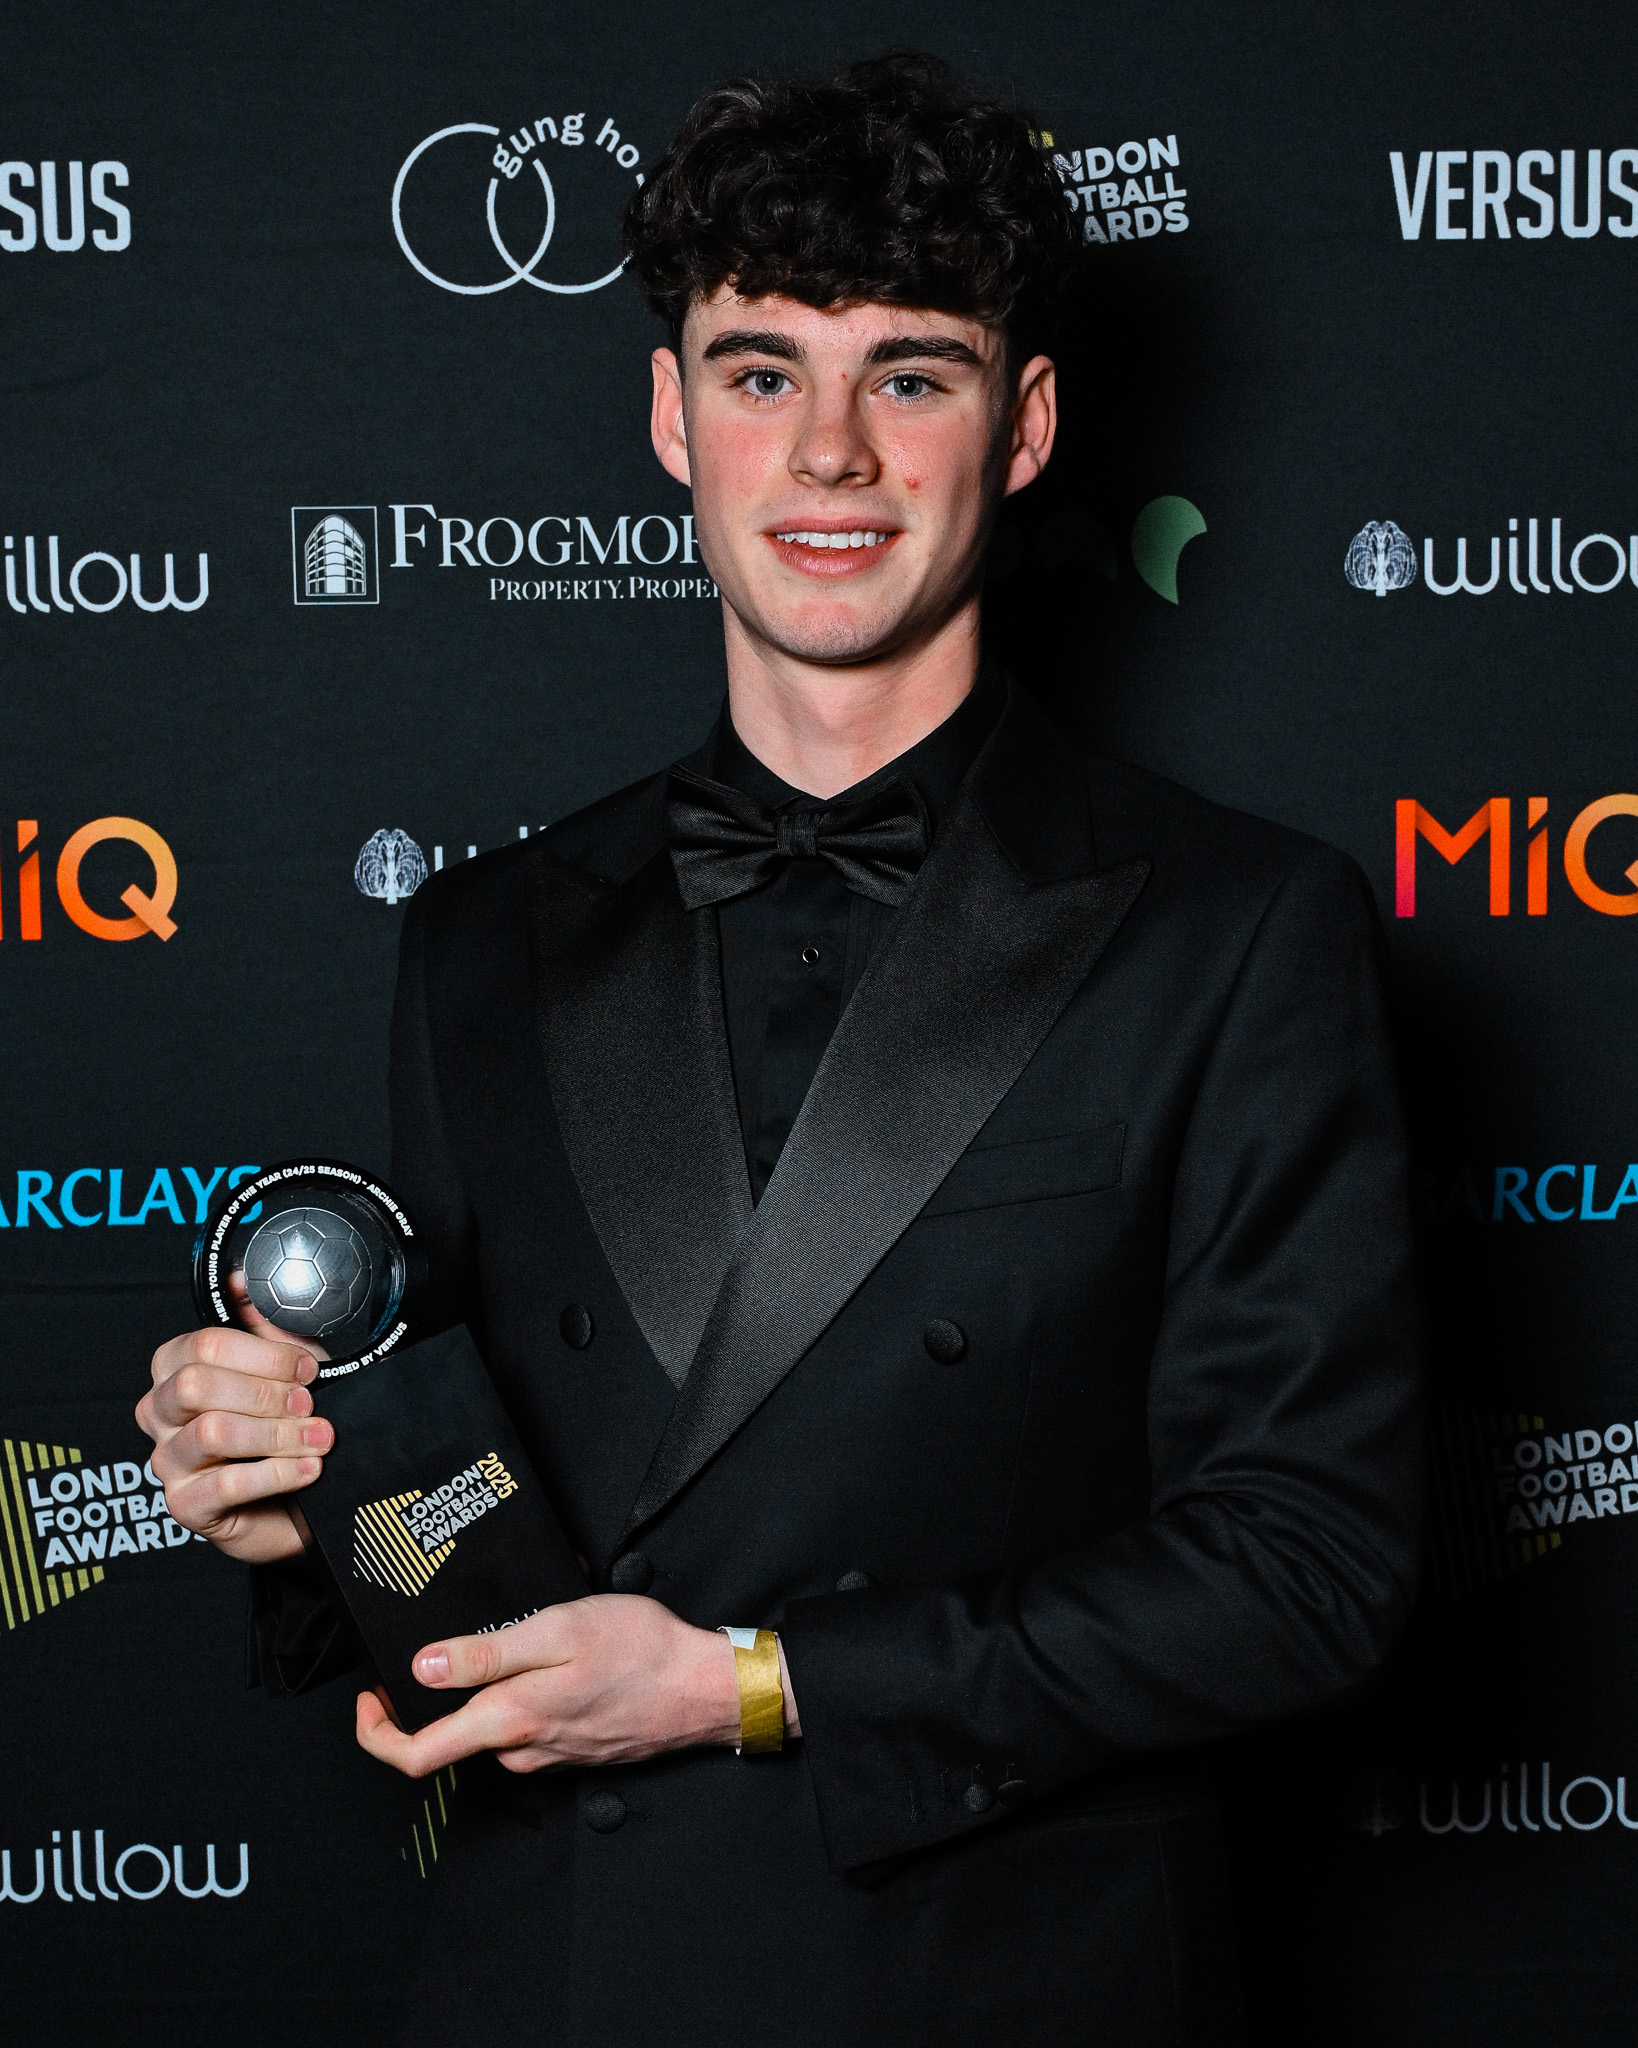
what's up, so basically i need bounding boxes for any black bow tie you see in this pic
[666,765,931,910]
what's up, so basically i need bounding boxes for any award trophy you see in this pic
[193,1160,586,1730]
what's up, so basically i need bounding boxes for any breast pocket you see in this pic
[918,1122,1126,1219]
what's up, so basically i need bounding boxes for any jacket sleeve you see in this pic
[246,894,478,1695]
[778,846,1423,1869]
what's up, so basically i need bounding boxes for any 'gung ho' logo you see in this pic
[391,107,643,298]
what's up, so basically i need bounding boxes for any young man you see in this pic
[137,54,1418,2047]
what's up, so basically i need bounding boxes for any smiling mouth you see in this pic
[773,529,893,550]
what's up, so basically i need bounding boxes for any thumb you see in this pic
[227,1269,330,1360]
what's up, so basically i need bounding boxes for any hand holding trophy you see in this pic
[192,1161,587,1730]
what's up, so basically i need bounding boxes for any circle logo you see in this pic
[392,119,637,297]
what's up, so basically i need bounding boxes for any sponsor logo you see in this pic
[392,107,642,298]
[0,1165,257,1230]
[1007,494,1208,605]
[1345,520,1418,595]
[1041,131,1190,244]
[1420,1763,1638,1837]
[1347,514,1637,597]
[1393,795,1638,917]
[353,1452,518,1597]
[291,507,379,605]
[1492,1413,1638,1539]
[355,829,427,905]
[1390,149,1638,241]
[0,1828,247,1903]
[1420,1164,1638,1225]
[355,824,594,902]
[0,816,178,942]
[291,502,716,606]
[1130,496,1207,604]
[1,1436,204,1632]
[4,532,206,615]
[0,160,130,253]
[1428,1406,1638,1601]
[1346,1763,1638,1839]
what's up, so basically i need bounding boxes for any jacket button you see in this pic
[610,1551,653,1594]
[581,1789,627,1834]
[997,1778,1032,1807]
[836,1570,872,1592]
[923,1319,967,1364]
[559,1303,595,1349]
[963,1779,995,1814]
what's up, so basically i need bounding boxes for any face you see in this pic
[650,290,1055,669]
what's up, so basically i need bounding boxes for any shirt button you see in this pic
[801,944,820,966]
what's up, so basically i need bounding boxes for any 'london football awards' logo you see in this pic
[353,1453,518,1596]
[291,507,379,605]
[1,1434,203,1631]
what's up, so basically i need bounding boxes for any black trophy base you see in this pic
[298,1323,587,1731]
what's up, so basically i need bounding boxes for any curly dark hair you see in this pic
[622,52,1079,366]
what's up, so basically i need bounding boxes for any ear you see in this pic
[1002,354,1057,496]
[651,347,691,487]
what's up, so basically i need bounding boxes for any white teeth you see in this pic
[775,530,888,548]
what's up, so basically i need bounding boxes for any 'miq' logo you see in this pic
[1395,796,1638,918]
[0,817,177,941]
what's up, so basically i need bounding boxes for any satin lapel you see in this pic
[622,700,1150,1537]
[529,841,752,1388]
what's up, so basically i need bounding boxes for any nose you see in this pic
[788,375,879,489]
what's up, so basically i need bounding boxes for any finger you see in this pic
[226,1271,331,1360]
[163,1452,326,1530]
[154,1408,332,1482]
[151,1323,317,1392]
[413,1614,574,1693]
[148,1359,319,1432]
[356,1688,528,1778]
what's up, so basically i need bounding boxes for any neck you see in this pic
[721,599,983,798]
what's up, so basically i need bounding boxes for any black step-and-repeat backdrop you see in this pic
[4,3,1636,2041]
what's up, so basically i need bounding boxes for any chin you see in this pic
[744,590,931,668]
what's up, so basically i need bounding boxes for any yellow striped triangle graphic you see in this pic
[353,1490,456,1598]
[0,1439,107,1630]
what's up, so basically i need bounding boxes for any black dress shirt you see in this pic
[679,667,1005,1203]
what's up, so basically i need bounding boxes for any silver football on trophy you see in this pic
[193,1161,423,1373]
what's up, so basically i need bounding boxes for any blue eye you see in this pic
[745,368,790,397]
[886,373,932,399]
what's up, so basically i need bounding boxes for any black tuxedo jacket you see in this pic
[362,684,1418,2047]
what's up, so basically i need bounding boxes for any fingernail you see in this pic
[286,1386,313,1416]
[415,1649,450,1686]
[295,1354,317,1383]
[302,1420,332,1449]
[298,1456,321,1477]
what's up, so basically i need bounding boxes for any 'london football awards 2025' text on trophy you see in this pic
[193,1161,586,1730]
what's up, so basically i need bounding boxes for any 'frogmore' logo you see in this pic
[291,506,379,605]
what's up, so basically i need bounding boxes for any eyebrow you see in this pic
[864,335,984,368]
[701,329,804,363]
[698,329,985,370]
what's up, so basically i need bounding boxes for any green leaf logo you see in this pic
[1131,496,1207,604]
